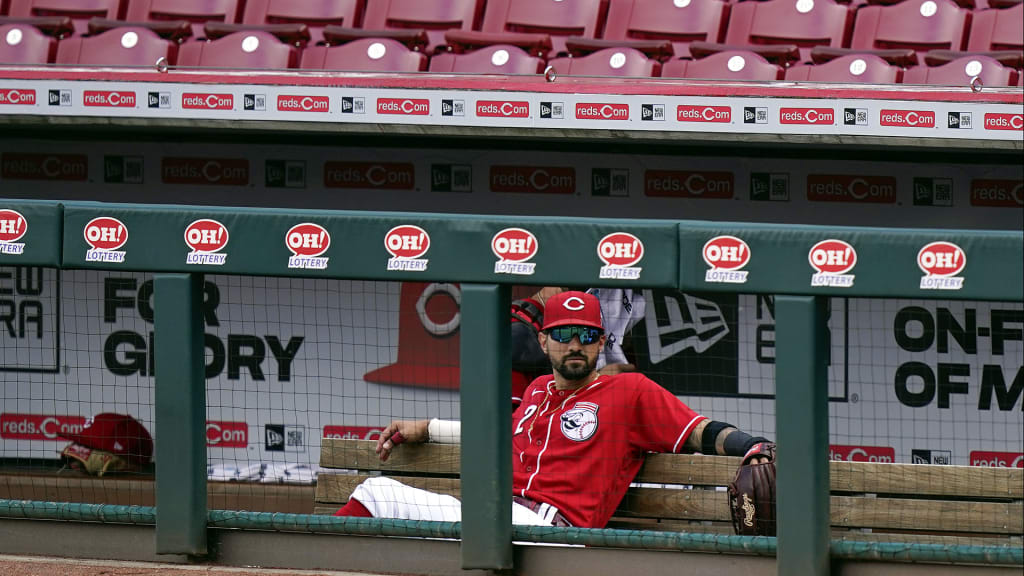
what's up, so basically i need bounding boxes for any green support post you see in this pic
[775,295,830,576]
[153,273,207,556]
[459,283,512,570]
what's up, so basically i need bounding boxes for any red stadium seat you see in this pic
[361,0,483,54]
[176,30,298,68]
[662,50,785,80]
[785,53,902,82]
[967,3,1023,52]
[240,0,362,46]
[55,25,175,66]
[125,0,242,40]
[850,0,971,63]
[0,22,55,63]
[300,36,426,71]
[902,54,1019,85]
[428,43,543,73]
[7,0,123,36]
[721,0,853,63]
[595,0,730,59]
[548,46,660,76]
[478,0,607,57]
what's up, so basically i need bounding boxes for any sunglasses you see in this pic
[546,325,603,345]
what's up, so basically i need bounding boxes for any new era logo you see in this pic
[592,168,629,196]
[948,112,972,129]
[49,90,71,107]
[148,92,170,109]
[743,107,767,124]
[243,94,266,111]
[539,102,564,119]
[441,99,464,116]
[844,108,868,126]
[431,164,472,192]
[265,160,306,188]
[341,96,365,114]
[641,104,665,121]
[750,173,790,201]
[911,449,951,465]
[912,178,953,207]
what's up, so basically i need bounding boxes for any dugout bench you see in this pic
[315,439,1024,548]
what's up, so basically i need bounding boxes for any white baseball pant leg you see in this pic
[350,477,552,526]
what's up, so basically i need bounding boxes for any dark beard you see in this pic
[553,353,594,381]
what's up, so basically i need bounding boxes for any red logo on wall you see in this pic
[491,227,538,263]
[644,170,734,198]
[206,421,248,447]
[918,241,966,278]
[490,166,575,194]
[676,105,731,123]
[809,239,857,275]
[984,113,1023,131]
[0,89,35,105]
[385,225,430,259]
[969,451,1024,468]
[323,425,383,440]
[0,414,87,440]
[476,101,530,118]
[970,180,1023,206]
[703,236,750,271]
[277,95,330,112]
[576,103,629,120]
[286,223,330,257]
[377,98,429,115]
[323,162,415,189]
[0,209,28,244]
[182,93,234,110]
[829,445,896,462]
[879,110,936,128]
[161,158,249,186]
[83,90,136,107]
[780,108,834,125]
[83,217,128,251]
[185,219,229,253]
[597,232,644,267]
[1,153,88,181]
[807,175,897,203]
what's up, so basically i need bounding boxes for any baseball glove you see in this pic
[728,442,777,536]
[60,443,133,476]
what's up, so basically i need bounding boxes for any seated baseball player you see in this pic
[335,290,776,532]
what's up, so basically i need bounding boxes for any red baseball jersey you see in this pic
[511,372,705,528]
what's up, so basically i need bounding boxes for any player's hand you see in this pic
[597,363,636,376]
[375,419,429,462]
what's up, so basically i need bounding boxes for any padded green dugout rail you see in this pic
[679,222,1023,302]
[0,200,62,268]
[59,202,680,288]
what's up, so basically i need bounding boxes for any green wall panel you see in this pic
[0,200,62,267]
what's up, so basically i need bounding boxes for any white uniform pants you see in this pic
[350,477,554,526]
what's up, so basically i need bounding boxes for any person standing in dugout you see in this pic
[334,291,776,533]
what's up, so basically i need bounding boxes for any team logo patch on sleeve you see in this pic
[560,402,599,442]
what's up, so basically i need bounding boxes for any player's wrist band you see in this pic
[723,430,770,457]
[427,419,461,444]
[701,420,733,455]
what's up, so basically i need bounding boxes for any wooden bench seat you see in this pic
[0,468,314,514]
[316,439,1024,547]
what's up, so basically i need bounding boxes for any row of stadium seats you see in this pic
[1,0,1021,61]
[3,22,1020,86]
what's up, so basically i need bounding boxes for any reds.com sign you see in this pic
[1,153,88,181]
[983,113,1023,131]
[206,421,248,447]
[162,158,249,185]
[377,98,429,115]
[576,103,629,120]
[0,414,87,440]
[969,180,1023,206]
[807,175,897,203]
[324,162,415,189]
[83,90,136,107]
[476,100,530,118]
[879,110,936,128]
[277,95,330,112]
[676,105,731,123]
[490,166,575,194]
[323,425,383,440]
[780,108,834,125]
[182,93,234,110]
[829,445,896,462]
[0,89,35,105]
[969,451,1024,468]
[644,170,733,198]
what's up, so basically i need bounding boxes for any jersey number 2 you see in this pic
[514,405,538,435]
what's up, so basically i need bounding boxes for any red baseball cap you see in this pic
[60,413,153,464]
[542,291,603,331]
